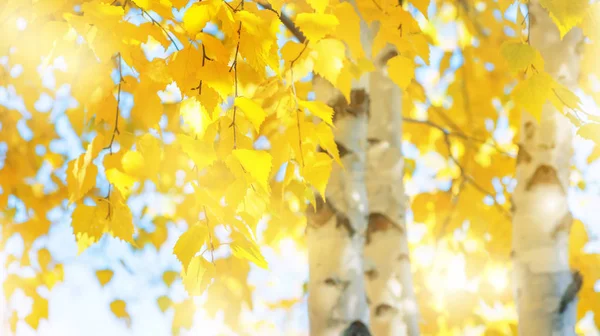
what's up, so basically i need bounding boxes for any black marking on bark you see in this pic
[524,121,535,140]
[367,138,381,146]
[342,320,371,336]
[329,88,370,123]
[516,146,532,164]
[374,303,397,317]
[525,164,564,193]
[337,213,356,237]
[366,213,403,244]
[307,196,336,228]
[349,89,369,116]
[365,269,378,280]
[559,271,583,314]
[336,142,351,157]
[324,277,338,286]
[378,48,399,67]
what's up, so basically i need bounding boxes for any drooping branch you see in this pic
[257,1,306,43]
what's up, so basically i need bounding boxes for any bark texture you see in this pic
[307,77,371,336]
[364,65,420,336]
[512,1,584,334]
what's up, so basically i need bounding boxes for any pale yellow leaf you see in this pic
[295,13,339,42]
[173,223,208,272]
[387,55,415,89]
[233,149,273,192]
[298,100,334,126]
[96,269,114,287]
[235,97,267,132]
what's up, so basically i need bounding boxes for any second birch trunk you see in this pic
[512,1,584,334]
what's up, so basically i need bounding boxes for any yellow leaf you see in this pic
[587,144,600,164]
[230,233,268,269]
[298,100,334,126]
[234,97,267,132]
[121,150,145,177]
[307,0,329,13]
[315,122,341,166]
[183,1,217,36]
[106,168,136,197]
[577,123,600,144]
[569,220,589,257]
[25,294,48,330]
[71,203,107,253]
[581,3,600,39]
[410,0,430,16]
[303,152,333,198]
[513,72,555,120]
[295,13,339,42]
[71,194,135,254]
[67,134,105,203]
[108,194,135,243]
[157,295,172,312]
[387,55,416,89]
[173,223,208,272]
[500,42,544,72]
[176,133,217,170]
[96,269,114,287]
[179,96,213,137]
[172,299,195,331]
[110,299,131,327]
[134,0,150,9]
[550,84,582,112]
[312,39,346,85]
[233,149,273,192]
[163,270,179,287]
[539,0,588,38]
[332,3,364,59]
[37,248,51,270]
[182,255,215,295]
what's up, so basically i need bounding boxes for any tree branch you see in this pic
[257,1,306,43]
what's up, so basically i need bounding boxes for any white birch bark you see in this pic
[306,76,371,335]
[512,1,584,334]
[364,64,420,336]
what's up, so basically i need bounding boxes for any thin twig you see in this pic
[402,118,514,157]
[229,19,243,149]
[140,9,181,51]
[256,1,306,43]
[290,42,309,167]
[103,53,124,219]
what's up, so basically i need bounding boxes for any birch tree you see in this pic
[511,0,584,334]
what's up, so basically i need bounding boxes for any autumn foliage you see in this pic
[0,0,599,334]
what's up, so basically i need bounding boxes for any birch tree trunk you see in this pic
[364,61,420,336]
[512,1,584,334]
[306,76,371,335]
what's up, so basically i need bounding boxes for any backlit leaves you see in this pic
[500,42,544,72]
[296,13,340,42]
[96,269,114,287]
[387,55,416,89]
[512,72,555,120]
[232,149,273,192]
[173,223,208,272]
[539,0,588,38]
[234,97,267,132]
